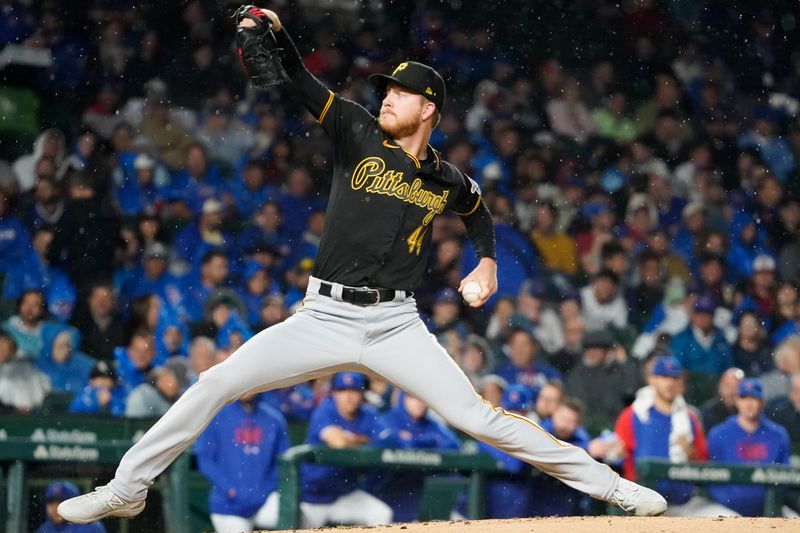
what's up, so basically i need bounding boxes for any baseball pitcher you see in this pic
[58,5,666,524]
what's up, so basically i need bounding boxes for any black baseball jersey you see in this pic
[277,33,489,291]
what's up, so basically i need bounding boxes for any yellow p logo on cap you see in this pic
[392,62,409,75]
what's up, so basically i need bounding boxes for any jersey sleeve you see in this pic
[449,169,483,216]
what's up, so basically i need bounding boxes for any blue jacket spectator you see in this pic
[470,138,513,194]
[654,194,686,235]
[299,372,394,529]
[0,191,32,275]
[238,260,282,325]
[283,211,325,276]
[424,288,471,341]
[495,328,561,396]
[282,259,314,310]
[180,251,230,324]
[36,323,93,395]
[276,167,325,239]
[43,275,77,323]
[382,395,460,456]
[119,242,181,302]
[154,314,190,360]
[374,393,460,521]
[69,361,126,417]
[737,111,797,181]
[112,153,170,216]
[670,296,733,375]
[216,312,254,353]
[726,211,774,282]
[3,228,76,322]
[228,161,277,219]
[301,373,394,504]
[114,331,163,395]
[172,199,233,266]
[157,274,195,325]
[694,254,730,307]
[195,394,290,530]
[235,202,292,263]
[260,382,317,422]
[708,379,791,516]
[672,202,706,271]
[162,144,225,215]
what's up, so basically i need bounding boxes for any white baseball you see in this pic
[462,281,482,303]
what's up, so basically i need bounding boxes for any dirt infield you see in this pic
[276,517,798,532]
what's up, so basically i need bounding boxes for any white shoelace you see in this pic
[90,486,128,509]
[612,480,639,511]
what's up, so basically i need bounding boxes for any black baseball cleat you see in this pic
[607,478,668,516]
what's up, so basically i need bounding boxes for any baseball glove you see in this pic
[234,4,289,88]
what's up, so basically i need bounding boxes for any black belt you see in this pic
[318,282,398,306]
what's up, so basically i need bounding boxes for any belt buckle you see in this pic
[361,287,381,305]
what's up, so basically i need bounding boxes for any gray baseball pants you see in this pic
[109,276,619,502]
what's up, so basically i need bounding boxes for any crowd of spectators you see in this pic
[2,0,800,525]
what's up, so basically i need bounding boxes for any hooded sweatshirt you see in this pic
[35,323,93,394]
[12,128,66,192]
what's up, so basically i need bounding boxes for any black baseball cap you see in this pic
[583,330,615,350]
[369,61,446,111]
[90,360,117,382]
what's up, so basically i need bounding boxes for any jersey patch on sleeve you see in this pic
[466,176,481,195]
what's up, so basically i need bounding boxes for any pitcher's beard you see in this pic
[379,112,421,139]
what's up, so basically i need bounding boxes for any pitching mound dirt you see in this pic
[272,516,797,532]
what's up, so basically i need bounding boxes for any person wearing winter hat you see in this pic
[669,294,734,376]
[69,361,126,417]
